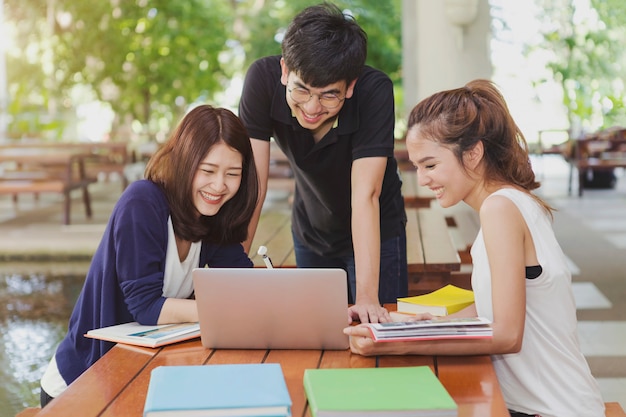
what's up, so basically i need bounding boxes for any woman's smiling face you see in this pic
[407,127,471,208]
[192,141,243,217]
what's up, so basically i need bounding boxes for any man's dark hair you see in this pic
[281,2,367,87]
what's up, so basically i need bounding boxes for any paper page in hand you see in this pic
[367,316,492,342]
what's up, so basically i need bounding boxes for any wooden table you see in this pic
[394,155,464,292]
[253,140,461,294]
[564,130,626,196]
[34,326,509,416]
[250,205,462,295]
[0,147,97,224]
[400,168,437,208]
[569,156,626,196]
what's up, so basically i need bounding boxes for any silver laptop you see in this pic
[192,268,350,350]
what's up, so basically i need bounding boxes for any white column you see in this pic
[0,0,8,140]
[402,0,493,117]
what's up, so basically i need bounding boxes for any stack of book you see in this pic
[394,284,475,319]
[143,363,292,416]
[367,316,493,342]
[303,366,457,416]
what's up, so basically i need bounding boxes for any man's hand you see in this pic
[348,302,390,324]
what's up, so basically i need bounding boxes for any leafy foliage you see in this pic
[52,0,233,129]
[4,0,401,138]
[530,0,626,133]
[234,0,402,84]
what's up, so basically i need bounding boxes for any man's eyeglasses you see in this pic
[287,86,345,109]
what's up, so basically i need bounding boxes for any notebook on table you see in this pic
[192,267,350,350]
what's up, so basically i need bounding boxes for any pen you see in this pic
[257,245,274,269]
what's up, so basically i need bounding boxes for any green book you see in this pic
[303,366,457,417]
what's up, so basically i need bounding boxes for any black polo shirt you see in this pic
[239,55,405,257]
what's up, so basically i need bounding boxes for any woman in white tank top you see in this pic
[344,79,605,417]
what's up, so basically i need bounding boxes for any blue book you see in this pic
[143,363,292,417]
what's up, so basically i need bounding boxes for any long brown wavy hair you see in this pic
[145,105,259,243]
[407,79,553,215]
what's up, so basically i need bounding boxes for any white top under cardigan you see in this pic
[471,188,604,417]
[42,216,200,397]
[162,216,201,298]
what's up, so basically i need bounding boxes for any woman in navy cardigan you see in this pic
[40,105,259,406]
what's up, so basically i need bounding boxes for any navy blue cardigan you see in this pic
[54,180,252,385]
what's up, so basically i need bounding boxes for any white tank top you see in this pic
[471,188,604,417]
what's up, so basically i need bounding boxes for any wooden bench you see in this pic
[82,142,132,190]
[0,178,96,223]
[394,137,413,171]
[429,201,480,265]
[400,168,436,208]
[395,137,436,208]
[0,149,98,225]
[0,141,134,190]
[406,207,463,294]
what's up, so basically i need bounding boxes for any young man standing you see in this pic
[239,3,407,323]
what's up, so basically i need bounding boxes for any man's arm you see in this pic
[349,156,391,323]
[243,138,270,254]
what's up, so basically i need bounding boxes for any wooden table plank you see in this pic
[406,207,425,274]
[417,208,461,271]
[406,207,463,295]
[207,348,268,364]
[250,209,295,267]
[267,218,296,267]
[250,204,461,293]
[36,344,157,417]
[318,348,376,369]
[100,341,211,417]
[266,350,324,417]
[400,169,436,208]
[437,355,509,417]
[378,354,436,369]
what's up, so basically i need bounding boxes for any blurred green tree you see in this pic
[52,0,233,137]
[4,0,401,140]
[530,0,626,135]
[235,0,402,84]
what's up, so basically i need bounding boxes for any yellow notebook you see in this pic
[396,285,474,316]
